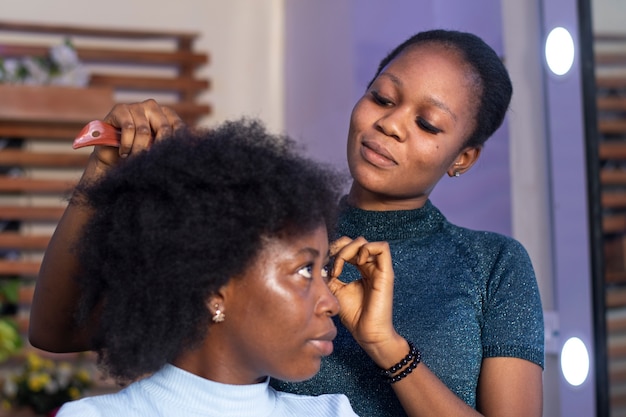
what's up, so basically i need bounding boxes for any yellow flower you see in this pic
[26,352,43,371]
[27,373,51,392]
[1,399,11,410]
[42,358,55,370]
[68,386,80,399]
[75,369,91,384]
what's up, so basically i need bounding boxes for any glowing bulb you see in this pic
[545,27,575,76]
[560,337,589,386]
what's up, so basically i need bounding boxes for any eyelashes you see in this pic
[370,90,442,135]
[371,90,391,106]
[417,118,442,134]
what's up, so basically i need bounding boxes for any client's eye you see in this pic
[298,265,313,279]
[321,264,330,279]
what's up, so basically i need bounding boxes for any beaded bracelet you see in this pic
[379,341,422,383]
[387,350,421,383]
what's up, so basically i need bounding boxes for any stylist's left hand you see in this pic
[328,236,397,348]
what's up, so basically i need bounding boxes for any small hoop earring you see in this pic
[212,304,225,323]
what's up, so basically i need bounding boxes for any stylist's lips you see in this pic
[361,140,397,167]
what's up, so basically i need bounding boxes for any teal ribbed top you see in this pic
[274,198,544,416]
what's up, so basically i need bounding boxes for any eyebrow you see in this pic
[297,247,331,262]
[299,247,320,256]
[378,73,458,122]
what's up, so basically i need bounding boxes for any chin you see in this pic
[276,364,321,383]
[351,172,390,195]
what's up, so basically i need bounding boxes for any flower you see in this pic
[0,39,90,87]
[1,352,93,414]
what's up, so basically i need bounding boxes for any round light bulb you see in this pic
[560,337,590,386]
[545,27,575,76]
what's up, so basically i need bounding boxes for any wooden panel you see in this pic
[0,177,77,194]
[0,206,65,221]
[0,233,50,250]
[608,315,626,333]
[0,260,39,277]
[600,142,626,160]
[602,169,626,185]
[599,120,626,134]
[0,85,114,123]
[598,97,626,112]
[89,74,209,93]
[597,76,626,90]
[0,44,208,67]
[596,53,626,66]
[0,122,88,139]
[0,21,200,41]
[0,150,89,168]
[607,272,626,284]
[607,287,626,308]
[602,192,626,209]
[605,214,626,234]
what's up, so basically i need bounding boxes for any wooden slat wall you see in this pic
[0,21,211,126]
[595,33,626,416]
[0,22,211,410]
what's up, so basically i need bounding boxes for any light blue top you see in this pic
[57,364,358,417]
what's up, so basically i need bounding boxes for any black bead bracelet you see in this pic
[387,350,421,383]
[379,341,422,383]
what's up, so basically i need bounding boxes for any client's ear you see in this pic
[207,294,226,324]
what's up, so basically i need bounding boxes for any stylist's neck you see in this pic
[347,184,428,211]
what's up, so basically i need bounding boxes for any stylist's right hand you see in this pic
[98,99,185,166]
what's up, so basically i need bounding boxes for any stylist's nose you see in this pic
[375,109,406,142]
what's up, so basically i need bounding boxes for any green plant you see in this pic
[0,278,22,363]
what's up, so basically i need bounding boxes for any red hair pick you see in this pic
[72,120,121,149]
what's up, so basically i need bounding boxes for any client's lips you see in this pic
[309,328,337,356]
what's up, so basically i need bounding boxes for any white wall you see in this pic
[0,0,285,131]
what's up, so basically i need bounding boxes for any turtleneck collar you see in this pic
[335,197,446,242]
[138,364,276,416]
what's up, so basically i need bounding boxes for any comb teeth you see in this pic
[73,120,121,149]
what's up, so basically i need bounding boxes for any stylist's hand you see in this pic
[96,99,185,168]
[328,236,397,348]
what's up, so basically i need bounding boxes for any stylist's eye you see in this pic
[417,117,441,134]
[298,265,313,279]
[371,91,392,106]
